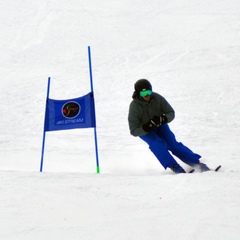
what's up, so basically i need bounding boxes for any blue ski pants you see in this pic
[139,124,201,169]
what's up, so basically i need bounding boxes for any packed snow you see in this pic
[1,0,240,239]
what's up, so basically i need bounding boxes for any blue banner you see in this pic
[44,92,96,131]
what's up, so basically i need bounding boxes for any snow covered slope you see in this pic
[0,0,240,239]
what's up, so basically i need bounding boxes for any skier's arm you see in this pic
[128,103,147,137]
[160,96,175,123]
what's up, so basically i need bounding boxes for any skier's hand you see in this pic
[142,119,158,132]
[159,113,168,125]
[152,114,168,126]
[142,114,168,132]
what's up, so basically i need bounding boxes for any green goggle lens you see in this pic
[140,90,152,97]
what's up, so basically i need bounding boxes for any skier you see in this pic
[128,79,210,174]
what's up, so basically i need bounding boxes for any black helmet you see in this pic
[134,79,152,94]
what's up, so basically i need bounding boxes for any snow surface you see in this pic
[1,0,240,239]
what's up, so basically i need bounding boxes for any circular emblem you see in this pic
[62,101,81,118]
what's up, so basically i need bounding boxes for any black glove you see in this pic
[159,113,168,125]
[142,114,168,132]
[142,119,158,132]
[151,114,168,125]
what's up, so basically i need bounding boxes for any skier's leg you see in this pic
[139,131,180,169]
[156,124,201,166]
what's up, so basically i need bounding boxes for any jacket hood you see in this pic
[132,91,138,99]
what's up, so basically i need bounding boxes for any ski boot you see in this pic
[199,163,210,172]
[169,164,186,174]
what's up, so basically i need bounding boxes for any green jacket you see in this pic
[128,92,175,136]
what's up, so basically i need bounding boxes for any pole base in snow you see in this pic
[96,166,100,174]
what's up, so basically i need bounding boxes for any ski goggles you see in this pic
[140,89,152,97]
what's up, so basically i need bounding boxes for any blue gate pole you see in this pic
[88,46,100,173]
[40,77,51,172]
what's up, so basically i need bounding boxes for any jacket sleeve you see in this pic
[160,96,175,123]
[128,102,147,137]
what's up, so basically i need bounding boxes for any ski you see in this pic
[179,165,221,174]
[202,165,222,172]
[214,165,222,172]
[188,165,221,173]
[188,169,195,173]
